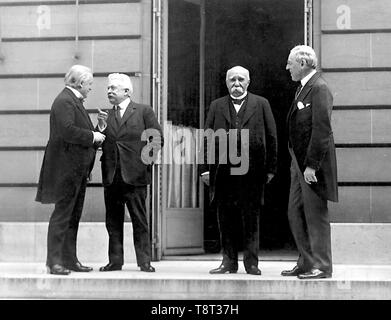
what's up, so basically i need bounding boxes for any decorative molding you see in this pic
[336,144,391,148]
[0,147,46,151]
[323,67,391,72]
[1,35,141,42]
[339,182,391,187]
[0,0,140,7]
[0,109,104,115]
[0,72,140,79]
[322,29,391,35]
[0,183,102,187]
[334,105,391,110]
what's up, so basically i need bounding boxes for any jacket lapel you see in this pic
[296,72,321,102]
[242,93,256,126]
[287,72,321,123]
[118,101,136,131]
[221,96,231,124]
[286,99,296,125]
[76,101,94,130]
[65,88,94,130]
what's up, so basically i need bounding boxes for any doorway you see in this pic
[163,0,305,257]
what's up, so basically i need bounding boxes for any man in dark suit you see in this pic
[36,65,106,275]
[282,45,338,279]
[97,73,162,272]
[201,66,278,275]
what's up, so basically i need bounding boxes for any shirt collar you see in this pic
[116,97,131,110]
[300,69,317,87]
[230,91,248,101]
[66,86,84,100]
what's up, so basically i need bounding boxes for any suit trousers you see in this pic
[46,179,87,267]
[287,159,332,274]
[103,168,151,266]
[216,177,260,271]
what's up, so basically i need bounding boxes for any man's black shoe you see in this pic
[246,265,262,275]
[140,263,155,272]
[65,261,93,272]
[99,262,122,272]
[297,268,332,279]
[281,265,303,277]
[48,264,71,275]
[209,264,238,274]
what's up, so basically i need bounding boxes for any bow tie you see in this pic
[232,98,245,105]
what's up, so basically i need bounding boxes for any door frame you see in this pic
[151,0,312,260]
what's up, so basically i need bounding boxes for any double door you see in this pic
[153,0,310,258]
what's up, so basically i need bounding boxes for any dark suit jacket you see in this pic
[287,72,338,202]
[100,101,162,187]
[203,92,278,204]
[36,88,96,204]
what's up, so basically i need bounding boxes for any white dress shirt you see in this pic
[201,92,248,177]
[66,86,84,100]
[115,97,131,118]
[98,97,131,132]
[230,91,248,113]
[300,69,317,88]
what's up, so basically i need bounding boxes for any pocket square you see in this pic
[297,101,305,109]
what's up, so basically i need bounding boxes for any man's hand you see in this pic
[266,173,274,184]
[93,131,106,144]
[97,108,108,129]
[303,167,317,184]
[201,173,210,186]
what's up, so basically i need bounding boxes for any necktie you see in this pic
[115,105,122,123]
[295,84,303,99]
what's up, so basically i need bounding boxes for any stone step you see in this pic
[1,261,391,299]
[1,222,391,264]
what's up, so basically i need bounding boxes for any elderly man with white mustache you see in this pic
[201,66,277,275]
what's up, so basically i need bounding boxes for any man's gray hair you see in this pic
[108,73,133,95]
[64,65,93,88]
[226,66,250,81]
[290,45,318,69]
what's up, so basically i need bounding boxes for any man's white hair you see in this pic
[64,65,93,88]
[226,66,250,80]
[108,73,133,94]
[290,45,318,69]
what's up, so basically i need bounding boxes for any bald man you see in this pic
[97,73,162,273]
[201,66,277,275]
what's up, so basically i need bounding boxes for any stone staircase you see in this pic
[1,261,391,299]
[0,222,391,299]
